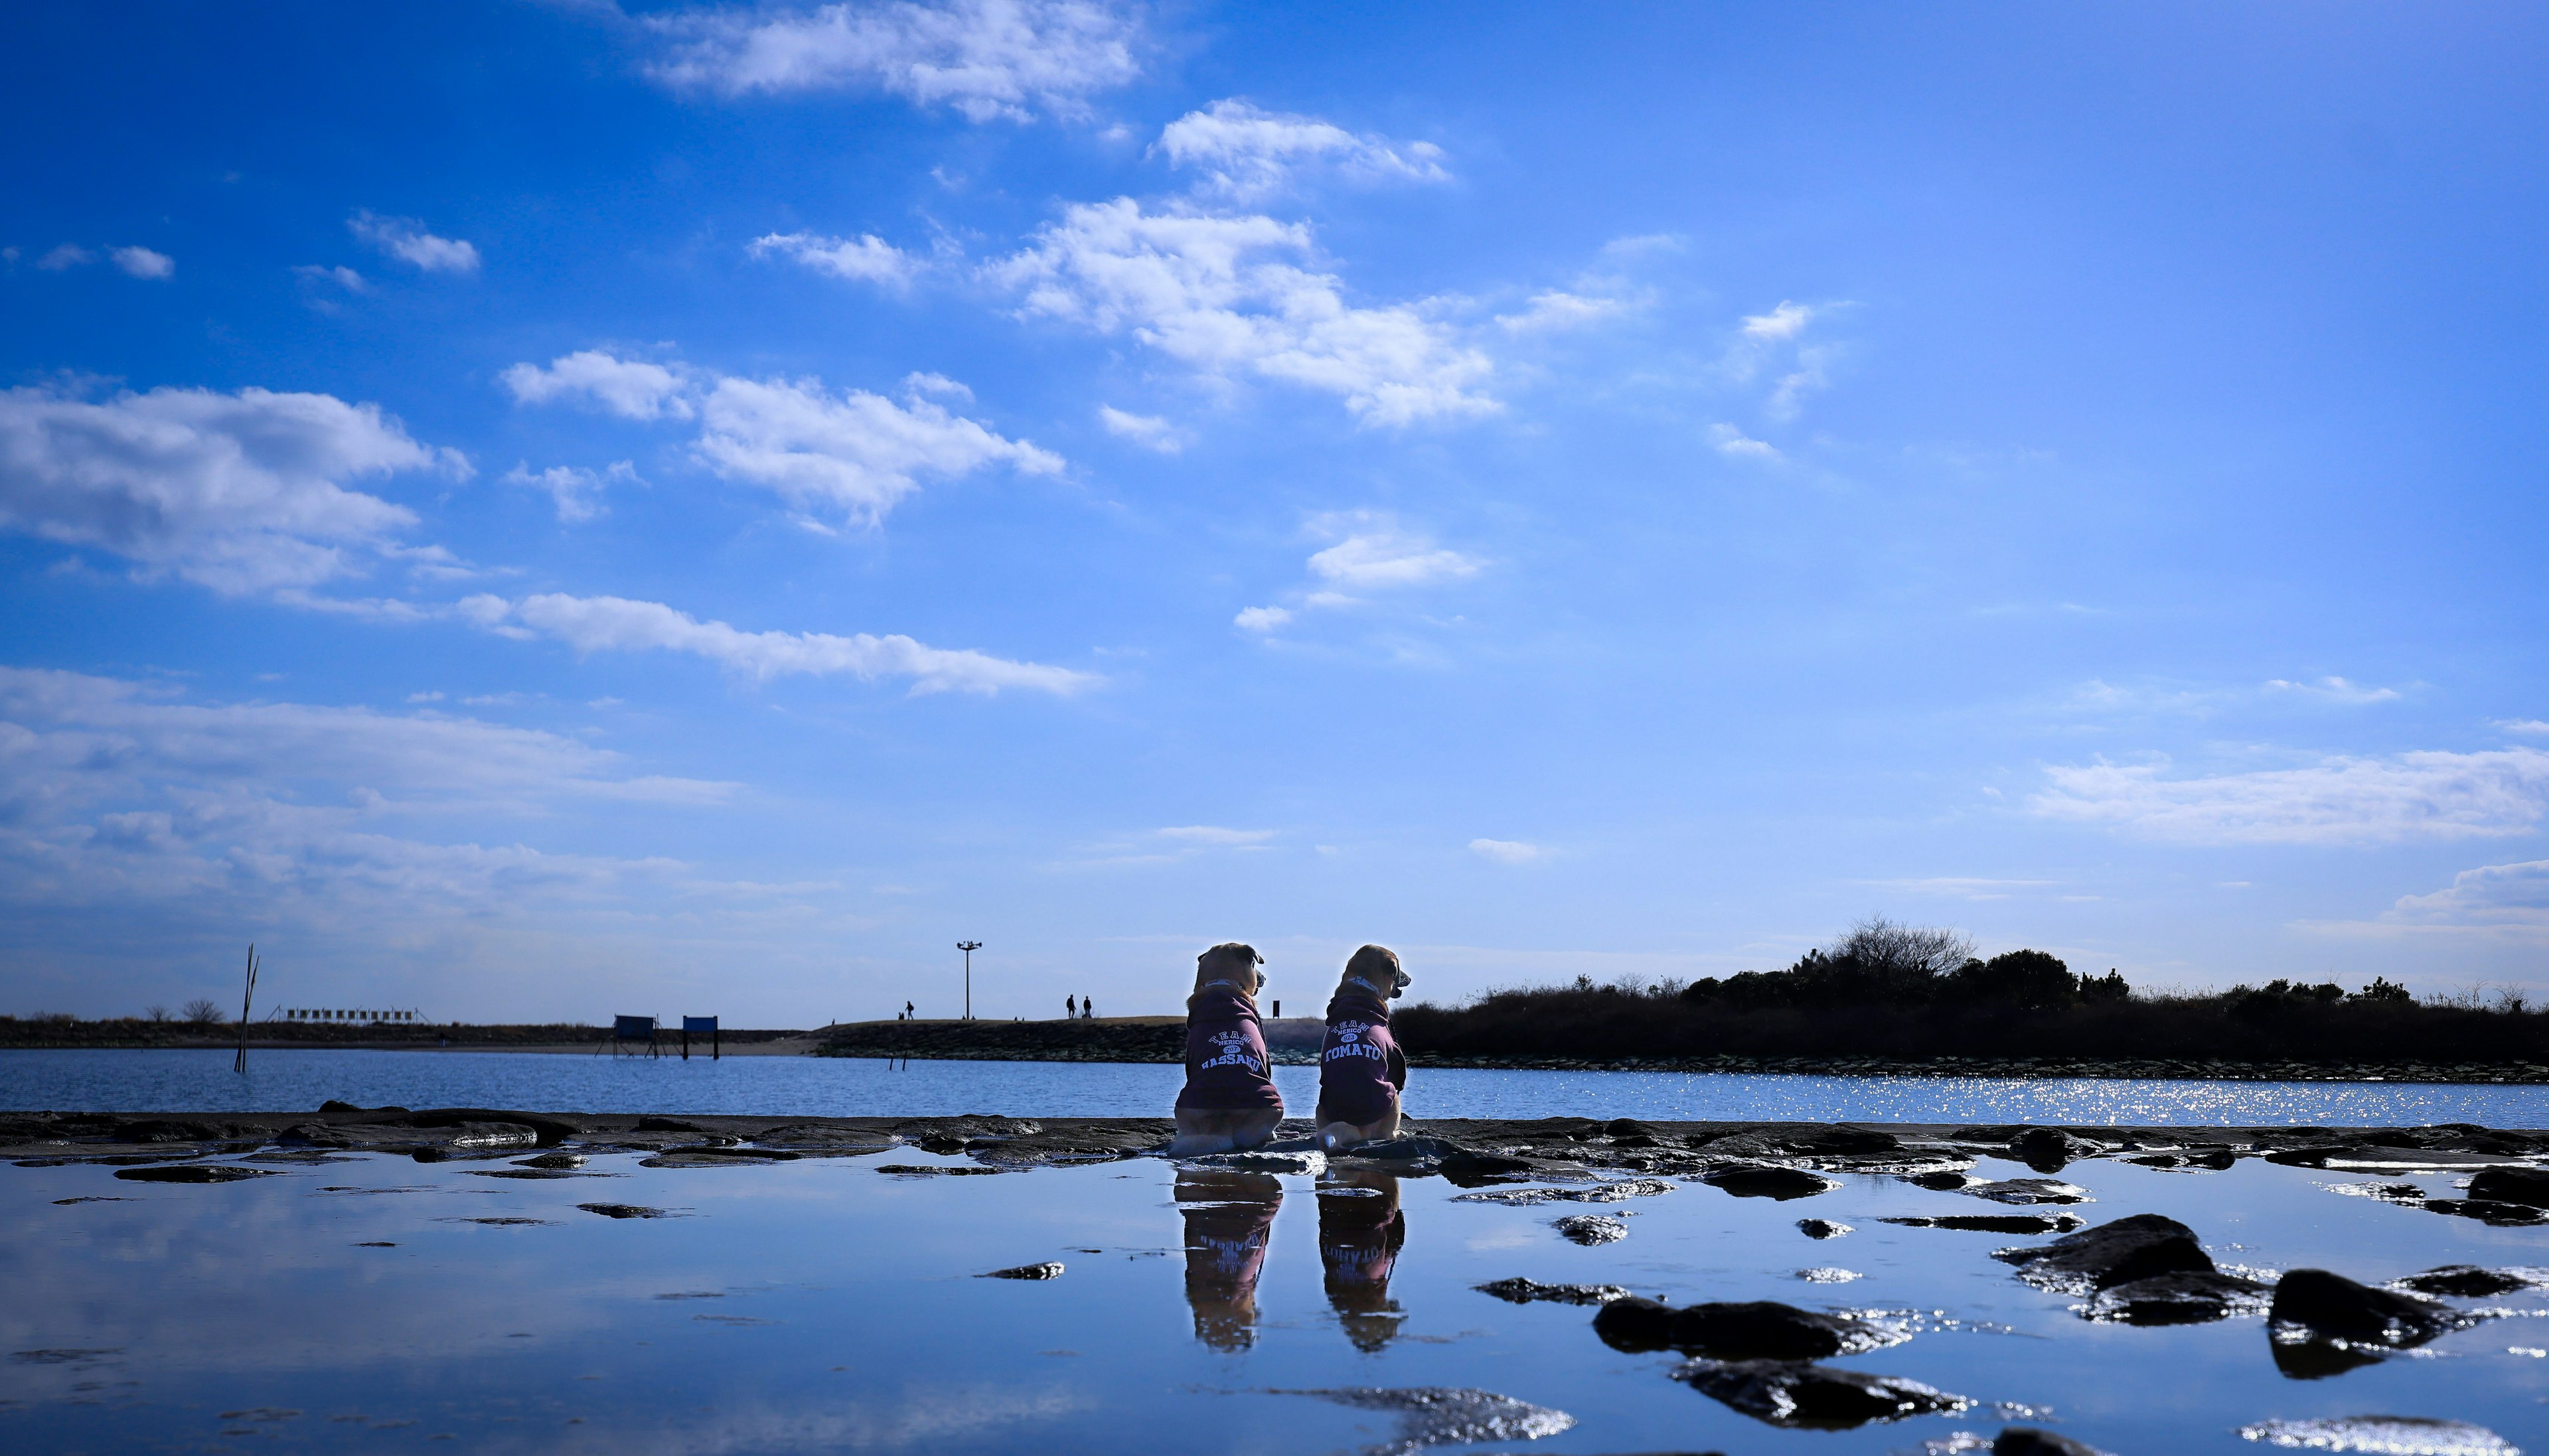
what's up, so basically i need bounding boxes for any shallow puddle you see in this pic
[3,1143,2545,1453]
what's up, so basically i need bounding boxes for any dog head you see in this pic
[1342,944,1409,999]
[1195,942,1265,997]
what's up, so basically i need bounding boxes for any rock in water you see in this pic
[979,1262,1064,1280]
[1473,1277,1630,1305]
[577,1203,672,1219]
[1997,1427,2115,1456]
[1703,1165,1839,1200]
[1797,1218,1852,1239]
[2467,1165,2549,1206]
[1551,1214,1628,1245]
[2236,1416,2518,1456]
[2086,1270,2272,1325]
[2009,1128,2091,1172]
[1594,1297,1898,1358]
[113,1165,275,1183]
[1991,1213,2215,1293]
[2391,1265,2537,1298]
[1885,1214,2086,1235]
[1675,1359,1968,1429]
[2270,1269,2461,1347]
[1278,1386,1575,1454]
[1965,1177,2091,1205]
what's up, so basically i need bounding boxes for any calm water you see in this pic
[5,1049,2547,1126]
[5,1139,2545,1454]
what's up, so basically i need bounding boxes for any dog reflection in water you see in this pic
[1178,1169,1283,1350]
[1318,1168,1407,1351]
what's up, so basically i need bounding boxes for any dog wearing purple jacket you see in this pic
[1165,942,1285,1157]
[1315,944,1410,1153]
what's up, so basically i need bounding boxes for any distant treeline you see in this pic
[1393,918,2549,1068]
[0,1019,804,1050]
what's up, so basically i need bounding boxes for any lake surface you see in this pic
[5,1135,2544,1455]
[6,1049,2548,1126]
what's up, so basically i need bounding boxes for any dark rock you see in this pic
[2392,1265,2536,1298]
[578,1203,673,1219]
[2468,1165,2549,1206]
[873,1164,1003,1177]
[411,1147,447,1163]
[467,1168,582,1180]
[2423,1197,2548,1226]
[2185,1146,2238,1169]
[1964,1177,2090,1205]
[1604,1118,1652,1136]
[1595,1297,1894,1358]
[112,1119,220,1144]
[1905,1171,1974,1191]
[514,1152,586,1170]
[1995,1427,2113,1456]
[1474,1277,1630,1305]
[1884,1214,2086,1235]
[2085,1270,2270,1325]
[1797,1218,1852,1239]
[1703,1165,1839,1200]
[113,1164,276,1183]
[1991,1214,2214,1292]
[1552,1214,1629,1245]
[636,1116,708,1132]
[385,1108,579,1147]
[2270,1268,2461,1347]
[273,1124,352,1148]
[1438,1150,1537,1185]
[2010,1128,2090,1171]
[1450,1179,1673,1206]
[1675,1359,1968,1429]
[979,1262,1064,1279]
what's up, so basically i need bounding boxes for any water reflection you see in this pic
[1318,1169,1406,1352]
[1175,1169,1282,1351]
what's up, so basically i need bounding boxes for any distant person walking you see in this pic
[1082,996,1095,1019]
[1066,994,1077,1019]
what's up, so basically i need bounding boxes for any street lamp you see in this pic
[957,941,982,1020]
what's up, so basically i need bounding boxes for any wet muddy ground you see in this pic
[3,1112,2545,1455]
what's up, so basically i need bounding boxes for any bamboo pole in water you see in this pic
[233,945,259,1074]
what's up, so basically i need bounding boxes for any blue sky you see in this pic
[5,2,2547,1024]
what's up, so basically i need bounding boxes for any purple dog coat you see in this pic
[1316,982,1407,1126]
[1176,982,1283,1112]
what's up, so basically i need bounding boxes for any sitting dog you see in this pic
[1166,942,1284,1156]
[1316,944,1409,1153]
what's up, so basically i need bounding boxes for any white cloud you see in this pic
[1233,605,1291,633]
[694,374,1061,528]
[989,198,1494,426]
[1097,404,1181,452]
[293,264,368,293]
[0,381,461,593]
[503,461,635,524]
[1725,299,1834,421]
[1709,421,1780,460]
[1742,301,1814,340]
[500,350,694,421]
[2266,676,2402,705]
[1306,516,1483,589]
[2498,719,2549,736]
[110,246,174,280]
[36,244,93,271]
[750,230,922,287]
[1154,99,1448,200]
[468,592,1094,697]
[645,0,1144,121]
[348,211,481,274]
[902,372,972,401]
[2031,747,2549,845]
[1470,837,1543,865]
[2384,859,2549,928]
[1496,290,1628,334]
[1863,877,2059,901]
[1154,826,1274,847]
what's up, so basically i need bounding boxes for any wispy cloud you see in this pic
[644,0,1144,121]
[348,211,480,274]
[110,246,173,279]
[1237,512,1484,632]
[2266,676,2402,705]
[989,198,1494,426]
[750,230,924,288]
[1709,421,1779,460]
[2032,747,2549,845]
[500,350,694,420]
[461,592,1095,697]
[694,374,1061,529]
[1863,877,2059,901]
[1097,405,1182,453]
[1154,99,1447,201]
[1154,825,1276,847]
[502,461,635,524]
[1469,837,1544,865]
[0,380,465,594]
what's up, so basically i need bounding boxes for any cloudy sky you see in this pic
[5,2,2547,1023]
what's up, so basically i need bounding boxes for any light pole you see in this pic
[957,941,982,1020]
